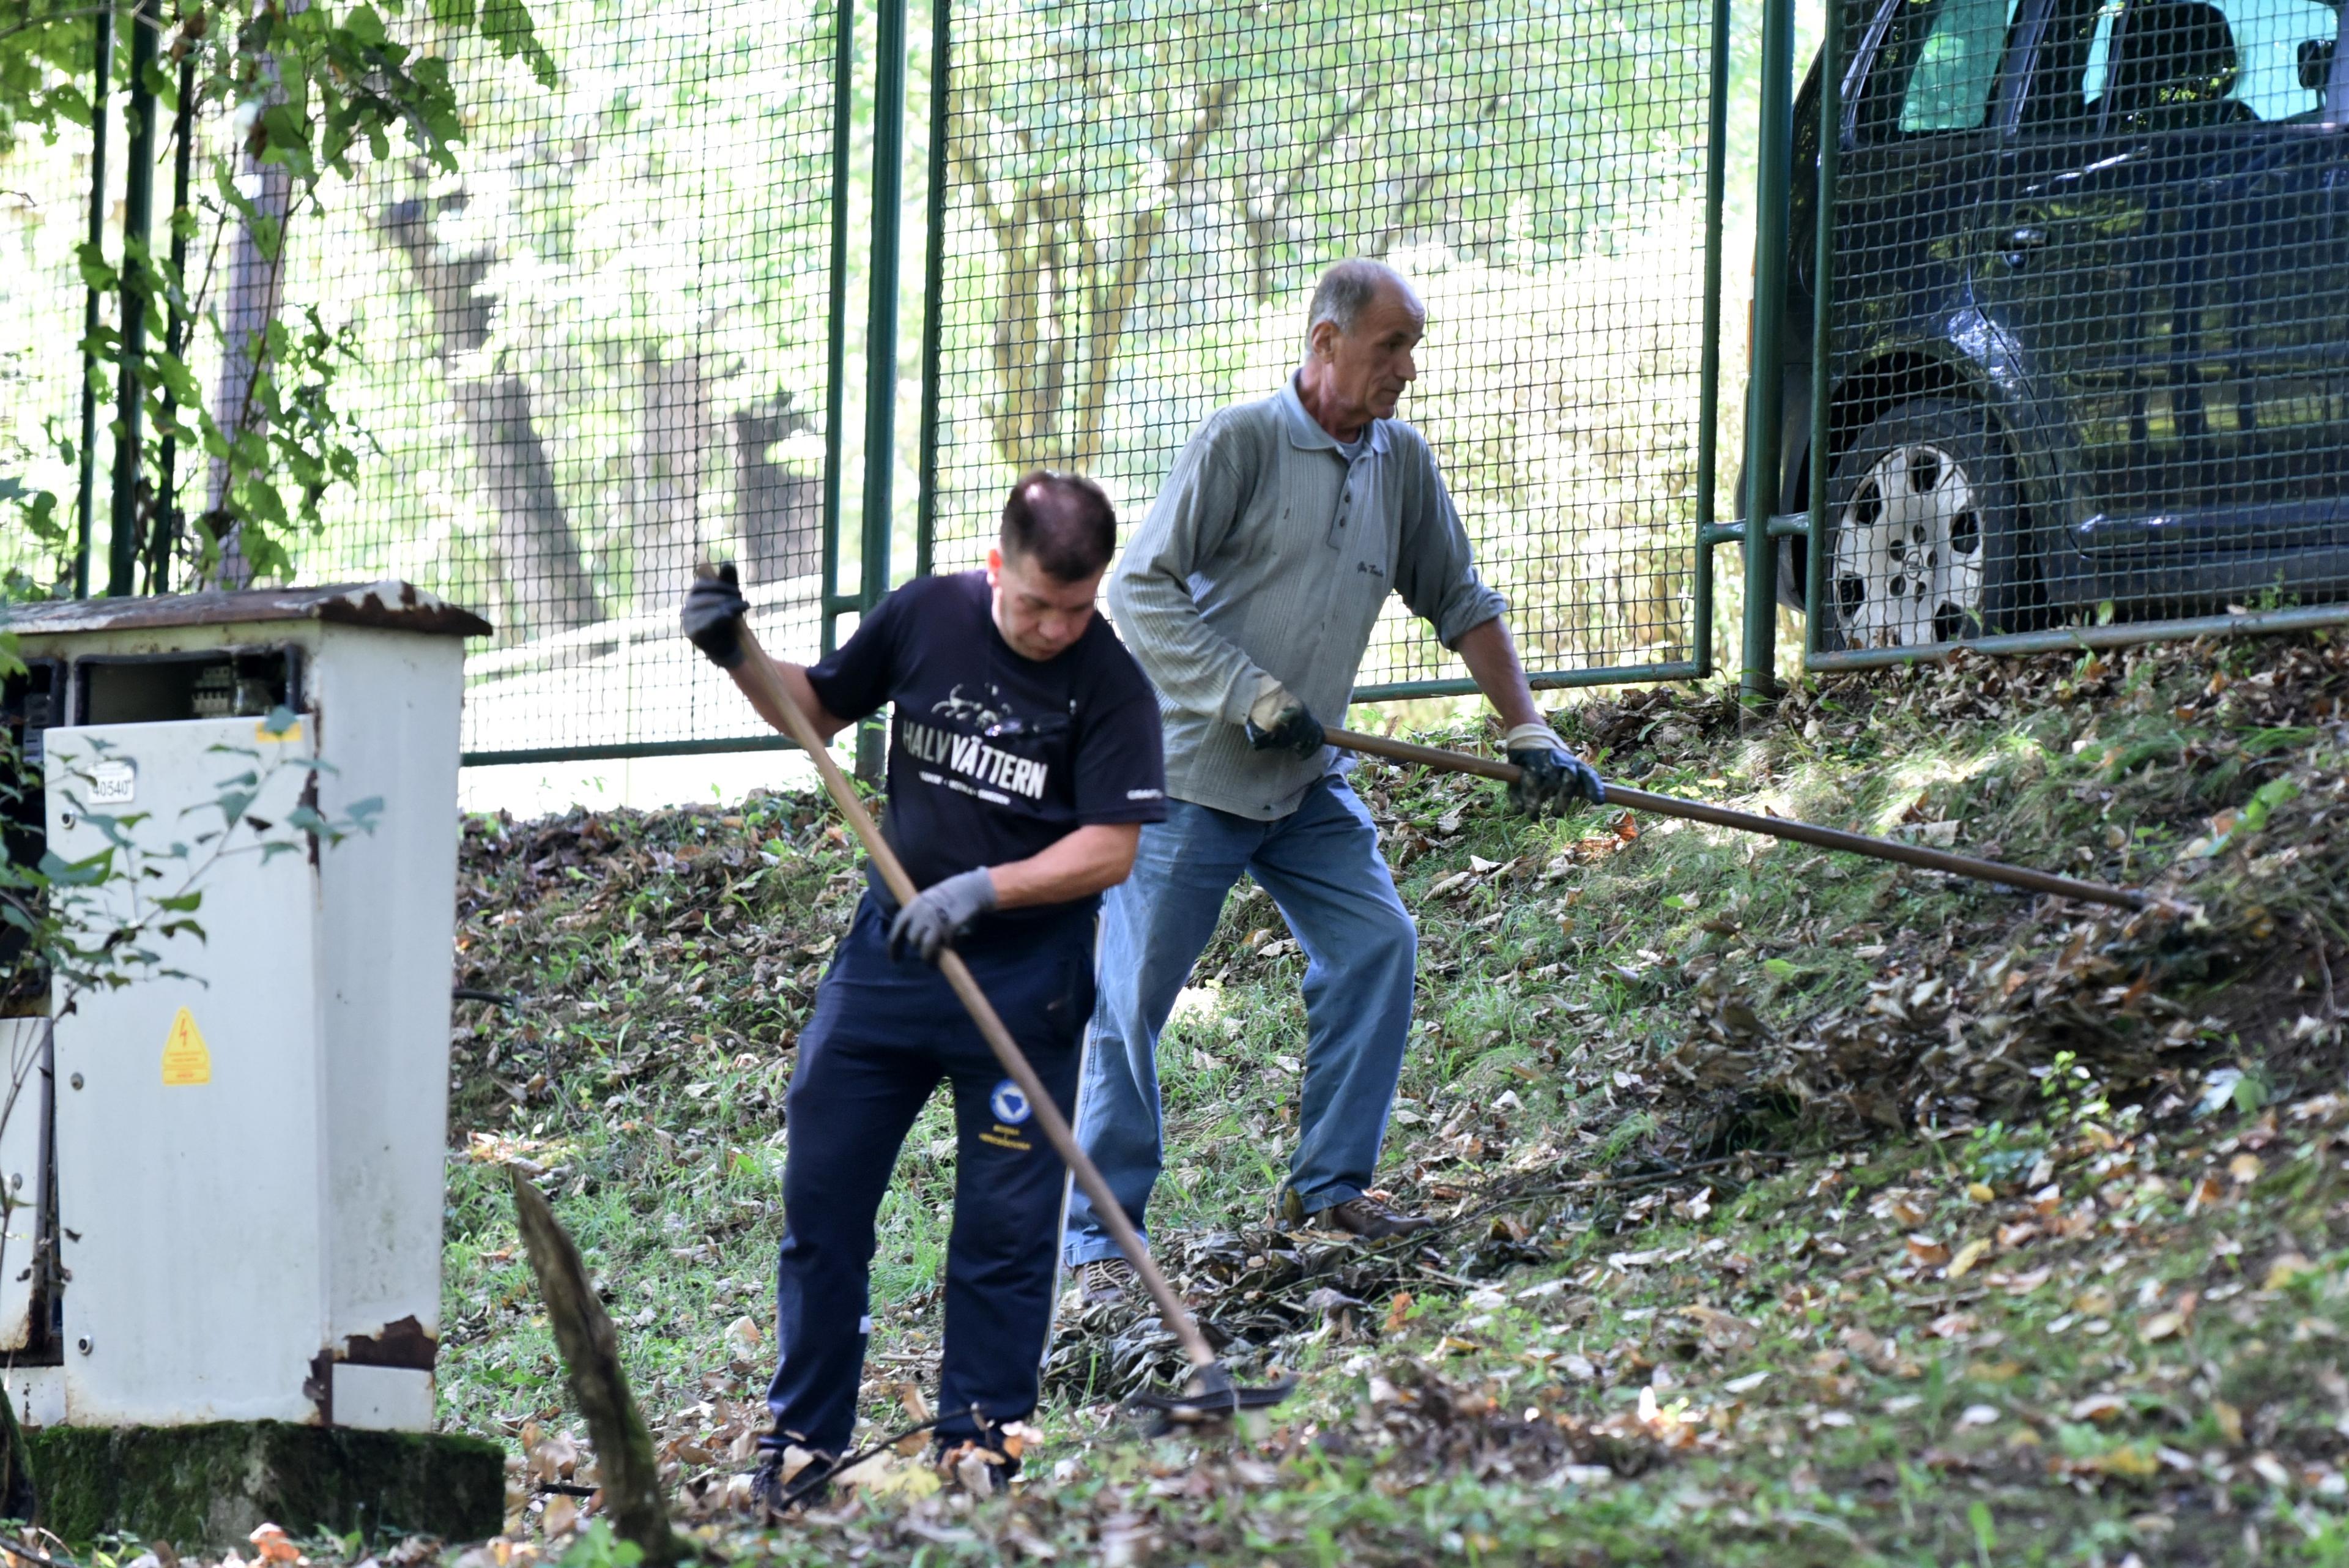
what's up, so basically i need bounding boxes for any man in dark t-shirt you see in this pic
[681,472,1166,1503]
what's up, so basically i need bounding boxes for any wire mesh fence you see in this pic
[315,0,842,757]
[1795,0,2349,666]
[0,0,844,763]
[919,0,1729,699]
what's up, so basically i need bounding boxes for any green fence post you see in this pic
[1692,0,1733,679]
[106,0,158,597]
[819,0,856,658]
[856,0,908,782]
[1741,0,1798,702]
[913,0,948,582]
[144,53,195,594]
[1806,0,1840,660]
[72,3,113,599]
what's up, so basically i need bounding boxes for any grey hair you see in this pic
[1304,259,1422,348]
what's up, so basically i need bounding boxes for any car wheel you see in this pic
[1817,398,2029,652]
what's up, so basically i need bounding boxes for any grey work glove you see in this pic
[889,866,999,964]
[1244,682,1326,759]
[1502,722,1606,817]
[682,563,749,670]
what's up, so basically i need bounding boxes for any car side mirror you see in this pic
[2298,37,2334,93]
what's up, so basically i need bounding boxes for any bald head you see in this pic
[1304,259,1423,351]
[1296,259,1425,438]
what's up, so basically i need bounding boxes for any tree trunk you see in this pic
[203,146,292,589]
[508,1168,681,1567]
[630,349,710,615]
[380,198,602,637]
[730,394,822,581]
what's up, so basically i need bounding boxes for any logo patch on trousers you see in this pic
[989,1080,1031,1124]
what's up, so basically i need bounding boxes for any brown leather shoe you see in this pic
[1312,1194,1435,1240]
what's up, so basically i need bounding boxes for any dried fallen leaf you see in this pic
[2084,1444,2161,1481]
[540,1496,579,1538]
[2071,1393,2127,1423]
[2139,1310,2183,1343]
[2213,1400,2245,1446]
[247,1527,302,1566]
[1383,1291,1415,1334]
[1907,1236,1952,1268]
[1948,1238,1992,1280]
[2228,1153,2263,1184]
[2263,1252,2314,1290]
[722,1315,762,1362]
[1965,1181,1996,1203]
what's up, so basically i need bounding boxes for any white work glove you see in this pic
[1244,678,1325,759]
[1502,722,1606,817]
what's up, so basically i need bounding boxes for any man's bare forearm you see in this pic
[1452,617,1545,730]
[987,823,1140,908]
[733,630,853,744]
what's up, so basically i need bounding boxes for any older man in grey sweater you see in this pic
[1065,259,1603,1292]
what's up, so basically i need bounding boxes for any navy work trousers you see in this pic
[765,894,1093,1455]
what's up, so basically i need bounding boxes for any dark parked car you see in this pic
[1763,0,2349,648]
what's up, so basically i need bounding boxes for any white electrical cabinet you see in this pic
[0,583,488,1430]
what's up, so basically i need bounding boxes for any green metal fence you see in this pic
[1775,0,2349,675]
[2,0,1805,766]
[915,0,1733,704]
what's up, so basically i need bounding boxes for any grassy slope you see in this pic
[442,634,2349,1566]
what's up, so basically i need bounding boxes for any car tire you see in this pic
[1815,398,2032,652]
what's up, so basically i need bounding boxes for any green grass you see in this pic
[435,633,2349,1564]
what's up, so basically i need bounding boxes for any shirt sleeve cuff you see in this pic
[1220,666,1281,726]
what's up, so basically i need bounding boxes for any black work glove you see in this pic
[1503,723,1606,817]
[1244,683,1326,759]
[682,562,749,669]
[888,866,1000,964]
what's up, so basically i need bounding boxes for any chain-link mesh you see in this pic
[2,6,841,762]
[922,0,1724,697]
[0,132,103,585]
[1800,0,2349,661]
[296,0,839,756]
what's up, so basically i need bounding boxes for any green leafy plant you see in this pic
[2,0,555,589]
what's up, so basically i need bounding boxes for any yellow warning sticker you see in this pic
[161,1006,211,1087]
[256,719,303,745]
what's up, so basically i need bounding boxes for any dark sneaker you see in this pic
[1312,1194,1436,1240]
[1077,1257,1137,1308]
[751,1443,831,1515]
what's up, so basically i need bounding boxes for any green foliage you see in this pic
[0,0,553,589]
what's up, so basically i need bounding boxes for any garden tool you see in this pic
[697,564,1293,1433]
[1323,726,2150,912]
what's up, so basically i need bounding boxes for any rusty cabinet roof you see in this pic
[1,581,493,641]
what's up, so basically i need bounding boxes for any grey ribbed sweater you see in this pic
[1108,374,1506,820]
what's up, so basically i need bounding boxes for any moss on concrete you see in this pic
[29,1423,505,1550]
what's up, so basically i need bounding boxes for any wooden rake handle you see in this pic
[1323,726,2148,912]
[723,619,1221,1373]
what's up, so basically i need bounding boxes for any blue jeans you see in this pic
[1063,776,1416,1266]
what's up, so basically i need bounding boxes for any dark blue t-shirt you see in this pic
[806,571,1168,926]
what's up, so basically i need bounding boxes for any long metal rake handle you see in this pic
[729,625,1223,1375]
[1323,726,2148,912]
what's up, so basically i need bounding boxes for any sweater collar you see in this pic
[1278,373,1389,457]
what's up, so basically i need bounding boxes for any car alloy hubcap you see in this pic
[1831,440,1984,647]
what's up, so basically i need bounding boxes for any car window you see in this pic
[2043,0,2342,124]
[1855,0,2027,139]
[1901,0,2028,127]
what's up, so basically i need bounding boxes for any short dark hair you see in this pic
[1001,470,1116,581]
